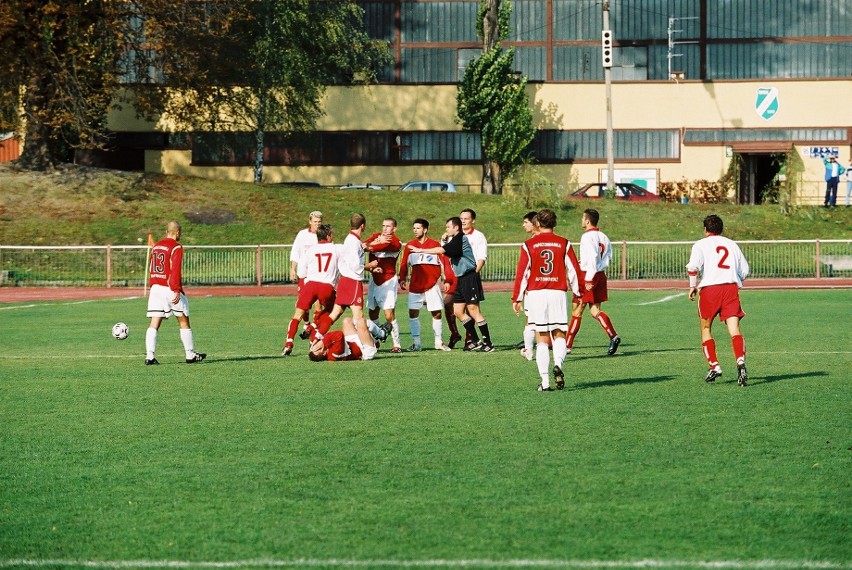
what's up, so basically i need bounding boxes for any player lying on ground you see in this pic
[308,316,387,362]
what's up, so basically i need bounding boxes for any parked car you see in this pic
[568,182,660,201]
[399,180,457,193]
[339,183,383,190]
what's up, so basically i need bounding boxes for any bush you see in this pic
[659,179,729,204]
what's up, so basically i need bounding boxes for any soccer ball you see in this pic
[112,322,129,340]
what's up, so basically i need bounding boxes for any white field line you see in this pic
[0,560,850,570]
[0,559,849,569]
[0,297,140,311]
[635,293,687,305]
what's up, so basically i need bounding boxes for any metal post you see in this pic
[256,245,262,287]
[815,239,821,279]
[621,240,627,280]
[603,1,615,193]
[106,245,112,288]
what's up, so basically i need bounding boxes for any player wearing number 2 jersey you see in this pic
[687,214,750,386]
[565,209,622,356]
[512,209,581,391]
[281,224,338,356]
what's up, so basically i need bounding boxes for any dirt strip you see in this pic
[1,278,850,304]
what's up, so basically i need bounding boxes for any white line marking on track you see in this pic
[1,560,849,569]
[636,293,687,305]
[0,297,140,311]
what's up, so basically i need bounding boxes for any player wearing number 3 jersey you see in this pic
[512,209,581,391]
[686,214,750,386]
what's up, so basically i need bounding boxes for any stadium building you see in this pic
[101,0,852,204]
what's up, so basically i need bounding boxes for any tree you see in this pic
[129,0,388,184]
[456,0,535,194]
[0,1,131,170]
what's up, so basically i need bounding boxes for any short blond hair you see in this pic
[309,210,323,220]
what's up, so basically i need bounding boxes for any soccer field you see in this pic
[1,290,849,570]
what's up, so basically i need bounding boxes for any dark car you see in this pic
[569,183,660,201]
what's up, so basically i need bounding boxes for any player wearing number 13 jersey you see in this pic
[512,209,581,391]
[686,214,750,386]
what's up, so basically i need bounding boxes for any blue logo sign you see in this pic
[755,87,779,121]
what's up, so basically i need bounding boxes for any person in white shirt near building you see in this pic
[686,214,751,387]
[565,209,621,356]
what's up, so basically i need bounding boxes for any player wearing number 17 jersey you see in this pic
[281,224,338,356]
[686,214,750,386]
[512,209,581,392]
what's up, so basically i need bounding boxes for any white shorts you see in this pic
[367,276,398,311]
[525,289,568,333]
[346,333,377,361]
[146,284,189,318]
[407,282,444,312]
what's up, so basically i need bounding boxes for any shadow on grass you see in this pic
[751,370,829,385]
[572,375,677,390]
[204,355,284,363]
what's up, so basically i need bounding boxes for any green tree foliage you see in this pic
[129,0,389,183]
[457,1,535,195]
[0,1,130,169]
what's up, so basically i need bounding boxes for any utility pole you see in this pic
[602,1,615,193]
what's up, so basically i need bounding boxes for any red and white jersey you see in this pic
[464,228,488,264]
[513,231,580,301]
[687,234,750,288]
[579,228,612,282]
[290,228,318,266]
[323,330,363,361]
[364,232,401,285]
[148,238,184,292]
[337,231,366,281]
[298,240,339,285]
[398,237,455,294]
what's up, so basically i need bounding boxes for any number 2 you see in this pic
[715,246,730,269]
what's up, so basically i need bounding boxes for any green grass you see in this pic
[1,290,850,569]
[1,164,850,246]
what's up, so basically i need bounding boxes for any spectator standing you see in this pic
[145,220,206,365]
[821,154,846,207]
[398,218,455,351]
[565,209,622,356]
[686,214,750,387]
[512,209,580,391]
[364,218,403,352]
[845,166,852,207]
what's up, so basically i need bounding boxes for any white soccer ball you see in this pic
[112,322,129,340]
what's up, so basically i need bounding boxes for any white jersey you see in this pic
[337,231,366,281]
[579,228,612,282]
[686,234,749,288]
[464,228,488,264]
[298,241,339,285]
[290,228,318,266]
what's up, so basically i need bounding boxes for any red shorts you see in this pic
[698,283,746,322]
[580,272,608,305]
[296,281,335,311]
[335,276,364,308]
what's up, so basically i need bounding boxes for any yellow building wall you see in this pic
[115,80,852,201]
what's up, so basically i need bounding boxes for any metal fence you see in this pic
[1,240,850,288]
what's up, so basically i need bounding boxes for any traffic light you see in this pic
[602,30,613,68]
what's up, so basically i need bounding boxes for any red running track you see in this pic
[1,278,850,304]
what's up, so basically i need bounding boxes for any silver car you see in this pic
[399,181,457,193]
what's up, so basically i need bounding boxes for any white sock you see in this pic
[432,318,444,346]
[524,324,536,354]
[536,341,551,387]
[146,327,158,360]
[179,328,195,359]
[409,317,421,347]
[552,336,568,368]
[391,320,401,348]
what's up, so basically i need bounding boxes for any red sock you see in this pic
[731,334,746,362]
[285,318,300,344]
[566,316,582,349]
[702,339,719,368]
[317,313,334,335]
[595,312,617,338]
